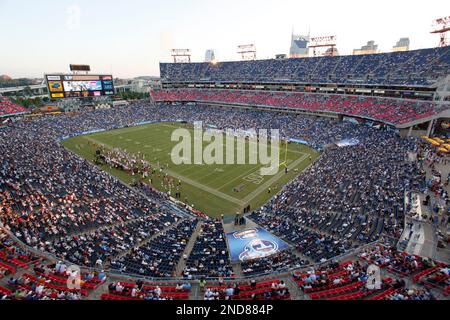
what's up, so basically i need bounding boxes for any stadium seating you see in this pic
[408,259,449,296]
[151,89,442,125]
[184,220,234,278]
[0,230,41,276]
[205,279,291,300]
[104,280,191,300]
[110,219,198,277]
[241,251,308,276]
[160,46,450,87]
[0,101,423,278]
[0,96,448,301]
[0,96,26,116]
[0,285,12,297]
[295,257,439,301]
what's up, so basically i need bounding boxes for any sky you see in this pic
[0,0,449,78]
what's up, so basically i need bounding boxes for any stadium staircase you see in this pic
[290,248,314,264]
[82,279,110,300]
[330,56,343,77]
[349,56,364,77]
[164,202,199,220]
[104,219,186,269]
[285,276,308,300]
[175,221,203,276]
[231,263,243,278]
[368,57,390,80]
[309,60,323,79]
[46,214,150,243]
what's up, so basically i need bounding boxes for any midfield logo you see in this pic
[171,122,280,176]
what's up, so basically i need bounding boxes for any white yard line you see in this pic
[83,135,246,206]
[82,132,311,209]
[241,153,309,205]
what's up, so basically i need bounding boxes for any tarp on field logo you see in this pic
[226,227,289,263]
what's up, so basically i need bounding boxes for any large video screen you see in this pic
[63,80,103,92]
[46,74,115,99]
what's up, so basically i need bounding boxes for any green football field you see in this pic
[62,122,320,218]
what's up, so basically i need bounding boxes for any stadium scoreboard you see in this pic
[70,64,91,72]
[46,74,115,99]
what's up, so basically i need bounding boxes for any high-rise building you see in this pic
[353,41,379,55]
[393,38,410,52]
[325,47,339,56]
[205,49,216,63]
[290,33,309,58]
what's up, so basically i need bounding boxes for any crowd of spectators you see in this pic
[0,250,106,300]
[359,244,436,276]
[110,219,198,277]
[45,212,179,268]
[151,89,443,125]
[416,141,450,225]
[386,287,436,300]
[160,46,450,86]
[292,258,439,300]
[104,280,190,300]
[241,251,307,276]
[0,98,439,279]
[184,220,233,278]
[0,96,26,117]
[204,279,290,300]
[243,116,424,265]
[357,244,449,298]
[249,212,357,263]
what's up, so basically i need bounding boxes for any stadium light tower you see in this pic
[70,64,91,75]
[309,36,337,57]
[237,44,257,60]
[171,49,192,63]
[431,16,450,47]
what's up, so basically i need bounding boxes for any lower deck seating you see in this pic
[20,273,89,296]
[106,281,190,300]
[0,230,42,279]
[367,287,399,300]
[102,291,189,300]
[309,281,365,300]
[0,285,12,295]
[205,279,290,300]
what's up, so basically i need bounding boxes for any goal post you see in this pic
[279,140,289,169]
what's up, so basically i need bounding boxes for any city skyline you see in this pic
[0,0,449,78]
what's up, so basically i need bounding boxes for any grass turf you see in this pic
[62,122,320,218]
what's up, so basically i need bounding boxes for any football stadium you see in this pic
[0,1,450,309]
